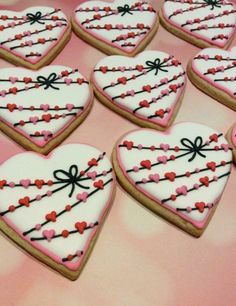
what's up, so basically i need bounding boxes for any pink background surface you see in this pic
[0,1,236,305]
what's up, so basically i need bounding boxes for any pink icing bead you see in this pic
[18,106,24,111]
[102,170,107,176]
[148,173,160,183]
[36,195,42,201]
[76,192,88,202]
[9,76,18,83]
[157,156,168,164]
[138,144,143,150]
[133,166,139,172]
[194,184,200,189]
[160,143,170,152]
[87,171,97,180]
[20,179,31,188]
[176,185,188,195]
[47,191,52,197]
[9,182,15,188]
[66,103,74,111]
[35,224,41,230]
[29,116,38,125]
[186,206,192,213]
[160,78,168,84]
[0,90,6,97]
[65,78,72,85]
[142,178,147,184]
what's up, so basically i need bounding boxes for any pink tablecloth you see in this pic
[0,1,235,305]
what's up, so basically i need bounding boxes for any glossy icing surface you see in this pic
[192,46,236,101]
[162,0,236,48]
[0,65,92,148]
[93,50,186,127]
[0,6,69,64]
[74,0,157,53]
[116,122,232,229]
[0,144,115,270]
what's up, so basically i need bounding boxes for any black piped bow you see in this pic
[145,58,168,75]
[53,165,90,197]
[26,11,44,25]
[181,136,206,162]
[204,0,222,10]
[117,4,133,16]
[37,73,59,90]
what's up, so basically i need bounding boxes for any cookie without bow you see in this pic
[226,123,236,162]
[0,6,71,69]
[72,0,159,56]
[0,65,93,154]
[0,144,115,280]
[188,47,236,111]
[160,0,236,49]
[92,50,186,130]
[113,122,232,237]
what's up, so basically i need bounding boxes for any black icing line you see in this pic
[0,23,67,45]
[23,178,113,237]
[13,112,77,127]
[10,38,57,50]
[135,160,232,184]
[30,221,99,241]
[161,171,231,203]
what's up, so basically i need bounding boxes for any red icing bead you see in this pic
[199,176,209,187]
[9,205,15,212]
[206,162,216,171]
[0,180,6,189]
[185,171,191,177]
[165,172,176,181]
[123,140,133,150]
[65,204,71,211]
[171,194,176,201]
[35,179,45,189]
[93,180,104,189]
[7,103,17,112]
[47,180,53,186]
[88,158,98,166]
[18,196,30,207]
[42,114,51,122]
[46,211,57,222]
[100,66,108,73]
[195,202,205,213]
[117,77,127,85]
[209,133,218,142]
[140,160,152,170]
[67,254,74,261]
[75,221,87,234]
[62,230,69,238]
[142,85,152,92]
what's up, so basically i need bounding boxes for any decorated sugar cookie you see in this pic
[226,123,236,162]
[113,122,232,237]
[92,50,186,130]
[0,65,93,154]
[160,0,236,49]
[0,6,71,69]
[72,0,159,56]
[0,144,115,280]
[188,46,236,111]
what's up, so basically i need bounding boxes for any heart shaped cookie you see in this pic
[226,123,236,162]
[0,65,93,154]
[0,144,115,280]
[160,0,236,49]
[113,122,232,237]
[72,0,159,56]
[92,50,186,130]
[0,6,71,69]
[188,46,236,111]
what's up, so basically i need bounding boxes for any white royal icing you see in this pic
[93,50,186,128]
[0,6,69,64]
[0,65,92,148]
[116,122,232,229]
[161,0,236,48]
[0,144,114,271]
[192,46,236,102]
[73,0,157,53]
